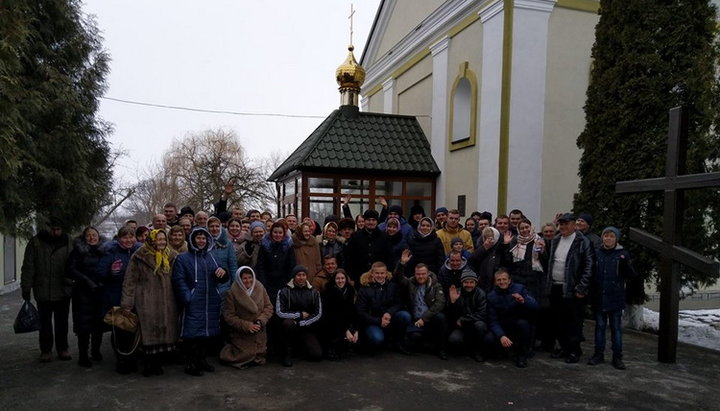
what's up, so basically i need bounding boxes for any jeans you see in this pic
[364,310,411,347]
[406,312,448,350]
[594,310,623,357]
[448,320,489,352]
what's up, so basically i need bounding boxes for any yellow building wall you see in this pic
[372,0,446,63]
[396,55,433,136]
[541,6,599,222]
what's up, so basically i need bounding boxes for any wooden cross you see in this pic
[616,106,720,363]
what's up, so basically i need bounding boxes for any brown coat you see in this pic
[121,246,179,346]
[292,232,322,281]
[220,276,273,368]
[312,270,333,292]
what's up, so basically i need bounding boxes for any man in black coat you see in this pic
[545,213,594,364]
[345,210,392,284]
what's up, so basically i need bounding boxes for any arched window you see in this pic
[448,62,478,150]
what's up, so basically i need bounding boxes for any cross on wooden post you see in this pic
[616,106,720,363]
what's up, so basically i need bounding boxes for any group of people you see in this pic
[20,199,637,376]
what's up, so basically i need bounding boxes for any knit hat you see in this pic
[249,221,265,232]
[388,205,403,216]
[337,218,355,231]
[577,213,593,226]
[601,226,621,240]
[460,271,478,283]
[217,211,231,223]
[451,237,464,246]
[435,207,449,215]
[410,205,425,216]
[291,265,309,277]
[363,209,379,220]
[180,206,194,217]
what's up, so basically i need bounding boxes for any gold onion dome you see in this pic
[336,45,365,89]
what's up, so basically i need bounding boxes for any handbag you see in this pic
[14,300,41,334]
[103,306,141,355]
[103,306,138,333]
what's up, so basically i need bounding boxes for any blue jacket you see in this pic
[378,216,414,242]
[97,240,141,312]
[211,228,239,301]
[487,282,538,339]
[591,245,636,312]
[172,227,229,338]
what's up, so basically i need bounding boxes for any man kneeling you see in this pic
[487,268,539,368]
[395,250,448,359]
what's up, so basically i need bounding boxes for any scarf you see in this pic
[510,229,543,272]
[417,217,435,238]
[146,229,172,274]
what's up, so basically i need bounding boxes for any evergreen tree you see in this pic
[0,0,112,237]
[576,0,720,299]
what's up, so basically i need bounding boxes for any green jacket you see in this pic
[21,231,73,302]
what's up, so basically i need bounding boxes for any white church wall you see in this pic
[372,0,446,64]
[541,6,598,222]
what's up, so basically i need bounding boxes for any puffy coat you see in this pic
[544,231,595,298]
[97,240,141,313]
[591,245,636,312]
[355,271,404,327]
[386,232,409,270]
[275,279,322,327]
[255,234,296,304]
[172,227,229,338]
[68,237,105,333]
[345,228,392,284]
[21,231,73,302]
[406,229,445,277]
[487,282,539,339]
[292,231,322,281]
[317,236,345,269]
[211,228,239,301]
[437,226,475,254]
[378,216,414,242]
[121,244,179,345]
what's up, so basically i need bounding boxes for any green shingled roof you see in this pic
[268,106,441,181]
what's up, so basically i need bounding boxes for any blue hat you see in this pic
[249,221,265,232]
[435,207,448,215]
[578,213,593,226]
[602,226,621,239]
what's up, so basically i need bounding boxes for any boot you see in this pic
[281,347,293,367]
[91,332,103,361]
[183,340,203,376]
[612,355,626,370]
[143,356,154,377]
[77,333,92,368]
[197,342,214,372]
[587,352,604,366]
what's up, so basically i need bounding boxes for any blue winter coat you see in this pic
[378,216,414,242]
[487,282,539,339]
[97,240,141,313]
[591,245,637,312]
[211,228,239,301]
[172,227,229,338]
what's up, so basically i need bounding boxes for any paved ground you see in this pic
[1,290,718,410]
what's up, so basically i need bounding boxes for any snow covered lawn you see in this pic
[641,308,720,351]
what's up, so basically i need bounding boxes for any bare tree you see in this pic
[125,128,274,218]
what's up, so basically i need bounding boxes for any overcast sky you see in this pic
[81,0,382,185]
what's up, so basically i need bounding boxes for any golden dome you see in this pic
[336,45,365,89]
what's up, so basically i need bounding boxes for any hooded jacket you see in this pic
[406,221,445,277]
[172,227,229,338]
[255,232,296,304]
[591,244,636,311]
[437,225,475,254]
[437,256,477,294]
[210,227,239,301]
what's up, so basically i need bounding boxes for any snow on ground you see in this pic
[641,308,720,351]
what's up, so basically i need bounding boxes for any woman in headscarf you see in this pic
[121,229,179,376]
[468,226,504,291]
[172,227,229,376]
[405,217,445,277]
[219,266,273,369]
[68,226,106,367]
[208,216,238,303]
[168,225,188,253]
[504,218,546,299]
[317,221,345,269]
[238,221,265,269]
[384,217,408,269]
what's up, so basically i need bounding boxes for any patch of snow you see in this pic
[641,308,720,351]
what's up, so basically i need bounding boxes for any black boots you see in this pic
[143,354,164,377]
[77,333,92,368]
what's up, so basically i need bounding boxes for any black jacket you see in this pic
[468,242,505,292]
[275,280,322,327]
[448,287,487,327]
[544,231,594,298]
[406,230,445,277]
[355,279,404,327]
[255,235,296,304]
[346,228,392,283]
